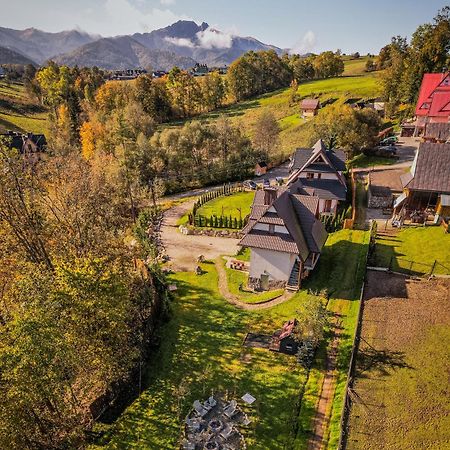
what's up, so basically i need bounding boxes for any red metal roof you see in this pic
[416,72,450,117]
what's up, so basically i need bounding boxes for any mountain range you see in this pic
[0,21,281,70]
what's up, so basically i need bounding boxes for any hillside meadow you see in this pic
[0,81,48,134]
[164,65,381,162]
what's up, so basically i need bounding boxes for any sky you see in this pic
[0,0,448,54]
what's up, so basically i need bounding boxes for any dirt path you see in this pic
[307,322,342,450]
[214,259,294,310]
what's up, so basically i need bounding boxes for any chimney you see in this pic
[263,187,277,206]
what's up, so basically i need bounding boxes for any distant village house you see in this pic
[0,131,47,154]
[300,98,320,117]
[110,68,147,80]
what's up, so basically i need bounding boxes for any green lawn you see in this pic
[348,153,397,169]
[91,229,369,450]
[0,81,49,134]
[196,191,255,220]
[341,57,372,76]
[292,230,370,449]
[373,227,450,275]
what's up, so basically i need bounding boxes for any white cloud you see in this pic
[290,30,317,55]
[160,0,175,5]
[196,28,233,49]
[101,0,189,35]
[164,36,195,48]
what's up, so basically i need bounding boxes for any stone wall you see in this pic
[248,277,286,291]
[179,225,242,239]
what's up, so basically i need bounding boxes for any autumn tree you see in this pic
[307,104,381,156]
[227,50,292,101]
[134,74,172,122]
[313,51,344,78]
[200,71,226,111]
[252,109,280,156]
[167,67,202,117]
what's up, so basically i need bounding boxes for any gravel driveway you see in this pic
[161,199,240,271]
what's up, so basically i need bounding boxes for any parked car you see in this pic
[376,145,398,157]
[263,179,271,188]
[379,136,398,146]
[243,180,257,190]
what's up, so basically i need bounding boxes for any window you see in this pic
[268,224,275,234]
[306,172,314,179]
[324,199,332,213]
[317,173,322,179]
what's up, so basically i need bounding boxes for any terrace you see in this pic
[182,395,252,450]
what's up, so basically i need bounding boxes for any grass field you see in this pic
[341,56,372,76]
[196,191,255,219]
[0,81,48,134]
[165,68,381,162]
[346,272,450,450]
[91,229,369,449]
[292,230,369,449]
[348,153,397,169]
[373,227,450,275]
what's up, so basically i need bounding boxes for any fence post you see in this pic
[430,260,437,276]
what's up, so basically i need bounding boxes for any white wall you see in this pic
[318,198,338,215]
[249,248,297,281]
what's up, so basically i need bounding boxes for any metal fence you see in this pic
[368,254,450,277]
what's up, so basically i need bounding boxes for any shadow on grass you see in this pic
[356,347,413,378]
[94,264,304,449]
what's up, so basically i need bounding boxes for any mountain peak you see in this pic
[163,20,209,38]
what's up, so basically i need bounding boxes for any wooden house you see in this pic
[393,142,450,223]
[300,98,320,117]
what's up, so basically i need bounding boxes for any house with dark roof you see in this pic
[0,131,47,154]
[239,187,327,291]
[413,72,450,136]
[393,142,450,223]
[287,139,347,216]
[300,98,320,117]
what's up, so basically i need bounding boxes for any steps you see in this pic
[287,260,301,291]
